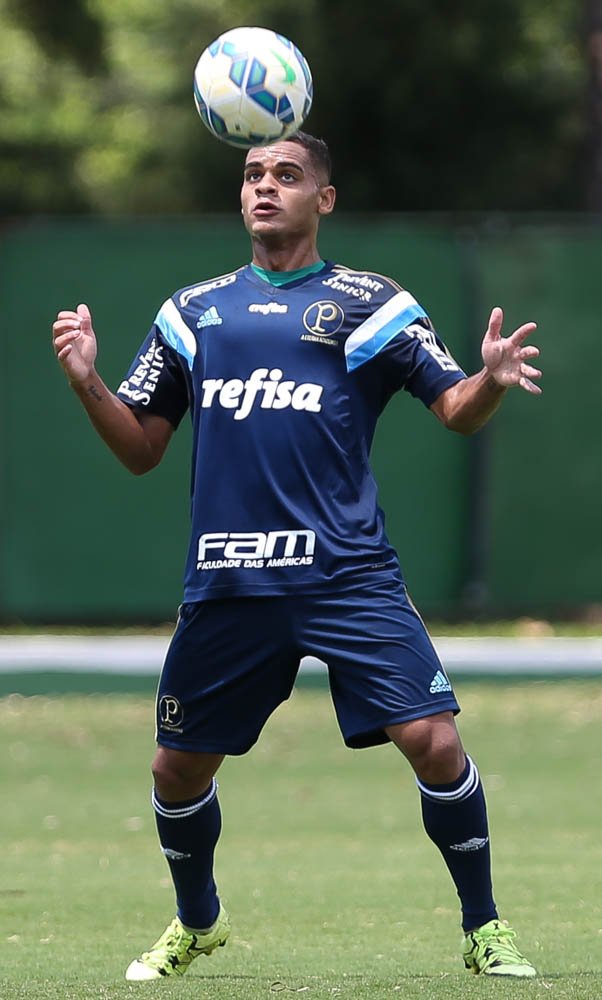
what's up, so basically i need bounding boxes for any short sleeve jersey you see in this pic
[116,262,466,602]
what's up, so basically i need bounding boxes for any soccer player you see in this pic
[52,132,540,981]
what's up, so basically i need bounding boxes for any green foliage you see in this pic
[311,0,584,210]
[0,684,601,997]
[5,0,107,73]
[0,0,586,213]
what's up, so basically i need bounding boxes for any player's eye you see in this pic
[245,170,262,182]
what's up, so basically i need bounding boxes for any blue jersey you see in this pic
[116,262,465,602]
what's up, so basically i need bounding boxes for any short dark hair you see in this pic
[287,131,332,184]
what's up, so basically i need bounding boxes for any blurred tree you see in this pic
[0,0,587,214]
[5,0,107,74]
[310,0,584,210]
[585,0,602,208]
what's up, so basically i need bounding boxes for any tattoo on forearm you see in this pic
[87,385,104,402]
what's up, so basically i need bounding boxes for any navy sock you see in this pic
[152,779,222,930]
[417,755,498,932]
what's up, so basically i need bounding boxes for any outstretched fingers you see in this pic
[485,306,504,340]
[520,362,542,381]
[520,344,540,360]
[519,374,542,395]
[515,323,541,392]
[510,321,537,345]
[518,353,542,392]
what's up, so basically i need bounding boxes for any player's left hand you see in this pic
[481,307,542,394]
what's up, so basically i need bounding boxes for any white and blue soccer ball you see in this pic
[193,27,313,149]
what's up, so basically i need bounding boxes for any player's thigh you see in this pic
[300,582,459,749]
[156,596,300,755]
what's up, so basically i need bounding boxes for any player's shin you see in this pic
[416,755,498,932]
[152,778,222,930]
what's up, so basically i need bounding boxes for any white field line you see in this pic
[1,635,602,676]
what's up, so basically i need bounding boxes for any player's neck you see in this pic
[250,237,321,273]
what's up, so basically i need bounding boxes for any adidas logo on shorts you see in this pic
[429,669,452,694]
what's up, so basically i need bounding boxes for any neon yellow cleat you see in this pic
[462,919,536,977]
[125,906,230,981]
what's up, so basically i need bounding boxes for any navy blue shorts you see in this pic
[155,580,459,754]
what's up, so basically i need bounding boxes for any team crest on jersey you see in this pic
[301,301,345,346]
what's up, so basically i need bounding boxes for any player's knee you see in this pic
[151,749,189,797]
[387,714,464,782]
[151,747,222,800]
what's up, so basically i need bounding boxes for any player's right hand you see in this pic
[52,303,98,384]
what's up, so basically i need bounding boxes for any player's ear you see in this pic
[318,185,336,216]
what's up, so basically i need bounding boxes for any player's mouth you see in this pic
[253,200,280,217]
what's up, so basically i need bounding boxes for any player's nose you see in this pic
[256,171,277,193]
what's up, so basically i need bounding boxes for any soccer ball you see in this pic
[193,27,313,149]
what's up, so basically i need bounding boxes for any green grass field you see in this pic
[1,682,601,999]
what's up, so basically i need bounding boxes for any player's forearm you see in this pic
[70,371,160,474]
[434,368,507,435]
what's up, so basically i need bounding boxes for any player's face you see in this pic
[240,142,335,242]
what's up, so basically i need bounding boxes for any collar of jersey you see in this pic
[250,260,327,287]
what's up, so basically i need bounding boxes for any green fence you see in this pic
[0,216,599,621]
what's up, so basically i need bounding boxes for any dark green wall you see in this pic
[479,225,602,613]
[0,217,598,621]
